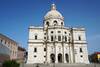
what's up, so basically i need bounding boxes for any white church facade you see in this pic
[27,4,89,64]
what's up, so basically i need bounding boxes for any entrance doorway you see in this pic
[58,53,62,63]
[50,53,55,63]
[65,53,69,63]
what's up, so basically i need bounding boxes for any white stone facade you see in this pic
[27,4,89,64]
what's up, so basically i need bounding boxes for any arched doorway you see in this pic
[58,53,62,63]
[50,53,55,63]
[65,53,69,63]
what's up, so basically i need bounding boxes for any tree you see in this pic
[2,60,20,67]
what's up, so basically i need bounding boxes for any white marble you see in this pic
[27,4,89,64]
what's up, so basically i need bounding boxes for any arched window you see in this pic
[54,20,57,26]
[46,21,49,26]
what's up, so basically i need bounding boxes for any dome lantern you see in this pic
[51,4,56,10]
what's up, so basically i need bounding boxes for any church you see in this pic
[27,4,89,64]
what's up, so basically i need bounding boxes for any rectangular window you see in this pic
[34,48,37,52]
[44,55,46,57]
[44,37,46,39]
[58,31,61,33]
[80,48,83,53]
[58,36,61,41]
[65,36,67,41]
[5,41,6,44]
[51,36,53,41]
[34,55,37,57]
[44,48,46,51]
[35,35,37,40]
[44,33,46,35]
[64,31,67,34]
[80,55,83,57]
[78,36,81,40]
[1,40,2,43]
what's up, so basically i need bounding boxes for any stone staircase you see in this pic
[20,63,100,67]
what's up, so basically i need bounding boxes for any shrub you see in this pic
[2,60,20,67]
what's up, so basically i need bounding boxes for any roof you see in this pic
[0,33,18,44]
[18,46,26,51]
[95,52,100,54]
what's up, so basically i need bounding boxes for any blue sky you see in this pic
[0,0,100,54]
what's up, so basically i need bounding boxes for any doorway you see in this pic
[58,53,62,63]
[65,53,69,63]
[50,53,55,63]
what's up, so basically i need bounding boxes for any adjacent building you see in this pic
[27,4,89,64]
[0,42,10,63]
[0,33,26,63]
[17,46,26,63]
[0,33,18,60]
[89,52,100,63]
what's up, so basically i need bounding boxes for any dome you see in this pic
[44,4,64,20]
